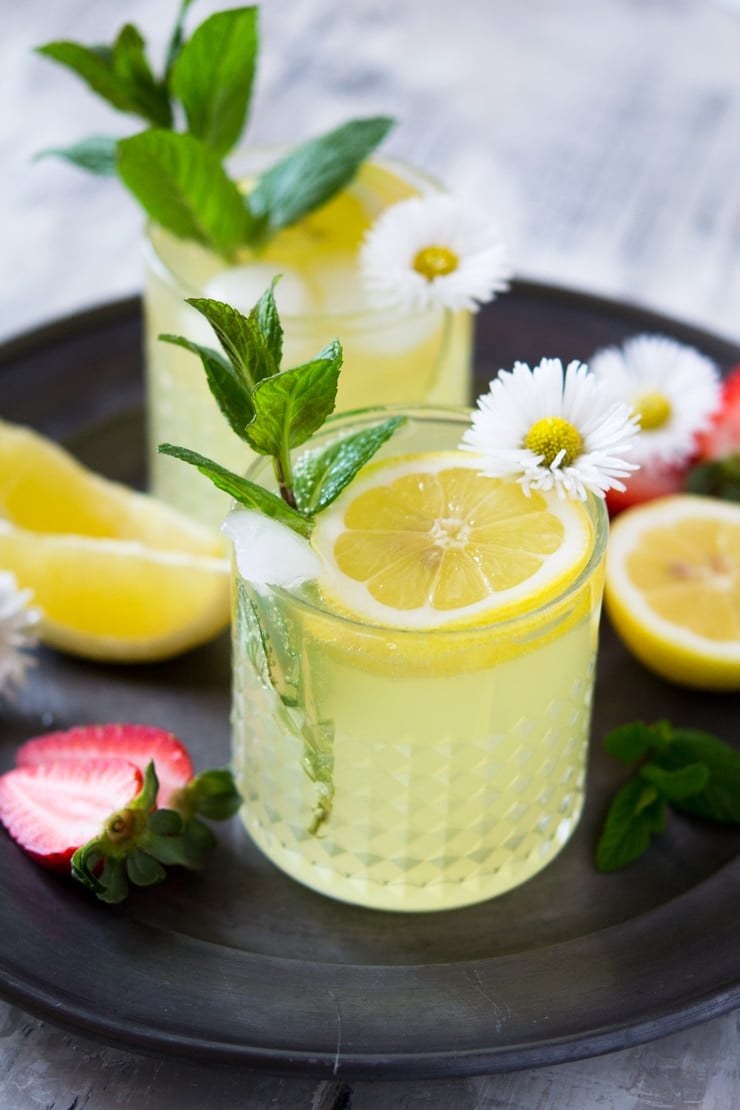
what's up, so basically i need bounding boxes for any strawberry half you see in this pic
[686,367,740,501]
[17,723,193,808]
[0,758,143,871]
[694,366,740,461]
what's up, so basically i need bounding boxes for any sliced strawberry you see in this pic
[694,366,740,461]
[17,723,193,808]
[0,758,143,871]
[606,462,690,516]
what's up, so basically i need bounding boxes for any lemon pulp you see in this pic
[310,452,594,630]
[0,420,229,662]
[605,494,740,690]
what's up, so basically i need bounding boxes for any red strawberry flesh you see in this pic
[17,723,193,808]
[0,758,143,871]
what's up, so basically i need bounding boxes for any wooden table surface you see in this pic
[2,1,740,1106]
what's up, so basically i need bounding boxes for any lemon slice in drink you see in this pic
[605,494,740,691]
[0,420,229,662]
[310,452,594,630]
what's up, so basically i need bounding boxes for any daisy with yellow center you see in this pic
[358,194,511,312]
[0,570,40,700]
[590,334,721,467]
[461,358,640,500]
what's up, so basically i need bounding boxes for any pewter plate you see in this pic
[0,284,738,1078]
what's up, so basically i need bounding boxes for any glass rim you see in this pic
[142,150,450,331]
[238,404,610,639]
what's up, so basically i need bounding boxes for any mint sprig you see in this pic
[36,4,396,256]
[159,281,405,529]
[596,720,740,871]
[71,762,241,904]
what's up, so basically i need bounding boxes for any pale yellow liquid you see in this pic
[230,450,606,912]
[144,159,473,528]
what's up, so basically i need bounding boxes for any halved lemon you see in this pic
[310,452,596,630]
[0,420,229,662]
[605,494,740,690]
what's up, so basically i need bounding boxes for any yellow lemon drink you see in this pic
[231,409,608,912]
[144,156,473,528]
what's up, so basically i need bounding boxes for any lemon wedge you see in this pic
[310,451,595,630]
[0,420,229,662]
[605,494,740,690]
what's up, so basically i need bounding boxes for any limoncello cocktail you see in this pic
[230,408,608,912]
[145,156,473,528]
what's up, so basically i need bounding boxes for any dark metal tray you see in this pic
[0,283,738,1078]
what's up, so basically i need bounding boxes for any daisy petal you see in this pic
[590,334,722,467]
[0,571,40,700]
[461,357,640,501]
[359,195,512,314]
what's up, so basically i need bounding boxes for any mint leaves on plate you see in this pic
[596,720,740,871]
[36,4,395,257]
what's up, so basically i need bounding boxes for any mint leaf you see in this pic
[171,7,258,157]
[639,760,710,802]
[294,416,407,514]
[246,342,342,456]
[117,131,255,255]
[187,296,278,388]
[685,455,740,502]
[247,116,395,244]
[654,729,740,823]
[249,280,283,371]
[34,135,118,176]
[603,721,665,764]
[158,444,313,538]
[110,24,172,128]
[159,334,254,436]
[164,0,199,79]
[38,27,171,128]
[596,778,666,872]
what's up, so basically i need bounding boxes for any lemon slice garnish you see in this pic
[311,451,595,631]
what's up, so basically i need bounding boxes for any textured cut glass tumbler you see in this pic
[143,153,473,528]
[230,409,608,912]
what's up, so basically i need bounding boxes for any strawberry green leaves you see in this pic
[596,720,740,871]
[158,283,404,533]
[35,7,395,257]
[72,762,241,905]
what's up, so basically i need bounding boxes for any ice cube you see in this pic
[309,253,372,315]
[204,264,313,317]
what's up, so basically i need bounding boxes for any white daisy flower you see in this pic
[461,358,640,501]
[222,509,321,588]
[0,571,40,699]
[590,334,722,467]
[358,195,511,313]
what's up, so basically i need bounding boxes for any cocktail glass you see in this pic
[144,154,473,528]
[228,407,609,912]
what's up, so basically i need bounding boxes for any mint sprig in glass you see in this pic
[37,3,476,528]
